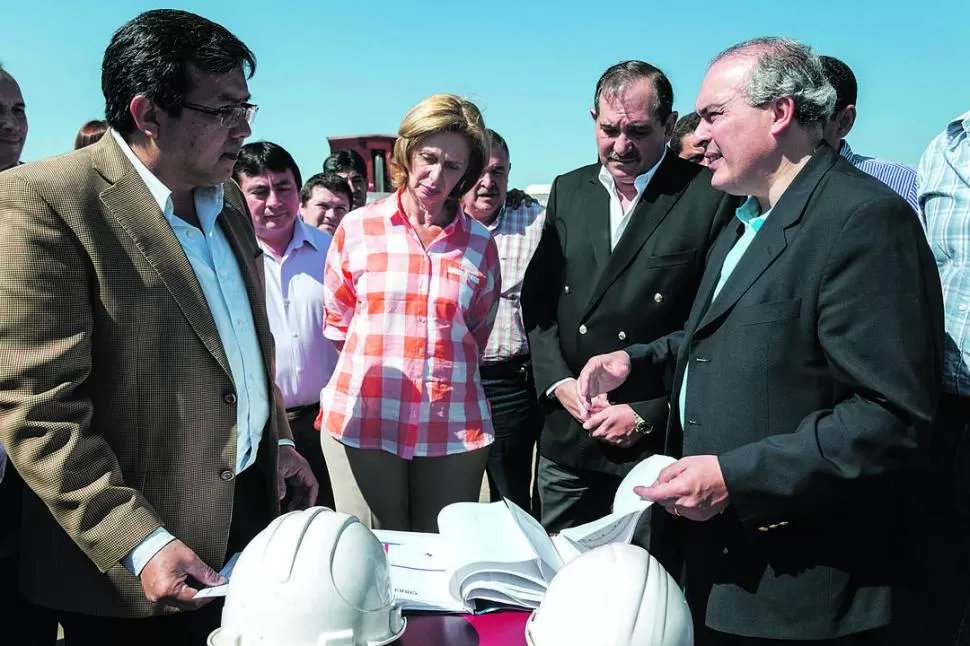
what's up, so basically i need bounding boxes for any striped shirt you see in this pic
[317,191,501,458]
[481,202,546,363]
[840,141,919,212]
[919,111,970,396]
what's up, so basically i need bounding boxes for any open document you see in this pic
[374,454,675,613]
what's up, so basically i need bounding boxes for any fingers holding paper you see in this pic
[634,455,730,521]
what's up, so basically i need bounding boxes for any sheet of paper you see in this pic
[437,501,540,570]
[503,498,564,580]
[193,551,240,599]
[612,454,677,515]
[373,529,468,613]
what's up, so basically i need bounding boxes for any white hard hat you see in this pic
[209,507,406,646]
[525,543,693,646]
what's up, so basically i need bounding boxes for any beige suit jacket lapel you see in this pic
[91,135,233,379]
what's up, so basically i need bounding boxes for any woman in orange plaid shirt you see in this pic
[317,94,502,531]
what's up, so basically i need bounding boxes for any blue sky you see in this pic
[5,0,968,189]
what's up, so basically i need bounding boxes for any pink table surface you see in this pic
[395,611,530,646]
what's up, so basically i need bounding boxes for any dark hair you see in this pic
[74,120,108,150]
[819,55,857,114]
[322,149,367,177]
[300,172,354,206]
[232,141,302,188]
[487,128,509,161]
[593,60,674,123]
[668,112,701,155]
[102,9,256,136]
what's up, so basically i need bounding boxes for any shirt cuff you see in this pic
[122,528,176,576]
[545,377,574,399]
[278,438,296,449]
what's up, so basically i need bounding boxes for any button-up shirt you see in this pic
[111,129,270,574]
[840,140,919,213]
[481,202,545,363]
[679,197,772,424]
[597,148,667,250]
[260,220,338,408]
[919,111,970,396]
[318,191,501,458]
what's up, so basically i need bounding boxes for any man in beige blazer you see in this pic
[0,10,316,645]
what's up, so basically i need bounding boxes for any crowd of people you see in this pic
[0,6,968,646]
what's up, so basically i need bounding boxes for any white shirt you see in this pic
[597,148,667,250]
[259,220,339,408]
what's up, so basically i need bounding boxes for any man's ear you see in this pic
[835,104,856,140]
[129,95,161,139]
[768,96,797,136]
[663,111,679,140]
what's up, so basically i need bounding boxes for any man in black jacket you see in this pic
[578,37,942,644]
[522,60,735,533]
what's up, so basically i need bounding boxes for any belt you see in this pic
[480,355,532,380]
[286,404,318,422]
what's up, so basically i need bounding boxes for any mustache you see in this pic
[608,150,640,162]
[475,189,498,197]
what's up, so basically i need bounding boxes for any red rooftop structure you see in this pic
[326,134,397,193]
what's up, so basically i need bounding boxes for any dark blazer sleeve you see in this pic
[626,191,735,427]
[523,176,574,397]
[718,196,944,527]
[0,174,164,573]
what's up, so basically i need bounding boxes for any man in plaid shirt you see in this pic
[462,129,545,515]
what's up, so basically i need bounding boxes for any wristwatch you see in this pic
[631,410,653,435]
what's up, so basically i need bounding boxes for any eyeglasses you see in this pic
[181,101,259,128]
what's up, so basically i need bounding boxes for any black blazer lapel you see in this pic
[94,137,233,379]
[585,155,687,315]
[581,171,612,272]
[695,144,840,333]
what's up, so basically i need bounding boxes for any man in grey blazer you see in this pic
[0,10,316,645]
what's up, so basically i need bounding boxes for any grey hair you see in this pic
[713,37,836,126]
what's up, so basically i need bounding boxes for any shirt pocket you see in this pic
[731,297,802,326]
[437,259,485,321]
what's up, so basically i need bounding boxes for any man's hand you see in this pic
[583,403,640,448]
[505,188,537,210]
[139,539,225,610]
[634,455,729,521]
[554,378,587,423]
[278,444,319,511]
[576,351,632,415]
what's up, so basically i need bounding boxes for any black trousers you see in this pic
[0,465,59,645]
[288,404,335,509]
[480,356,542,516]
[915,392,970,646]
[59,465,272,646]
[536,455,622,533]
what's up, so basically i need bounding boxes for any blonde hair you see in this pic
[390,94,488,200]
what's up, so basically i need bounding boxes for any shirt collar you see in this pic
[484,205,507,232]
[839,140,854,160]
[393,188,468,234]
[597,147,667,198]
[110,128,226,235]
[946,111,970,146]
[735,196,772,232]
